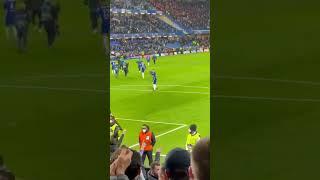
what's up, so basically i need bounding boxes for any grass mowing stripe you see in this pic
[117,84,209,89]
[129,124,187,148]
[111,87,209,95]
[118,117,187,126]
[214,95,320,103]
[215,75,320,86]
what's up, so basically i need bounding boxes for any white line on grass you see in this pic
[118,117,187,126]
[213,95,320,103]
[215,75,320,86]
[129,124,187,149]
[23,73,105,79]
[117,84,209,89]
[111,87,209,95]
[0,84,107,93]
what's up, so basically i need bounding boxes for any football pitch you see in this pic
[110,53,211,160]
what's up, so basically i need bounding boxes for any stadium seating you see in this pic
[111,13,178,34]
[150,0,210,31]
[111,35,209,56]
[111,0,154,10]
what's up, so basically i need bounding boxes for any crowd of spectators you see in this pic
[0,156,15,180]
[111,13,178,34]
[110,138,210,180]
[111,0,154,10]
[111,35,210,57]
[150,0,210,30]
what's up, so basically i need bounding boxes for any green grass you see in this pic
[0,2,107,180]
[110,53,210,164]
[213,0,320,179]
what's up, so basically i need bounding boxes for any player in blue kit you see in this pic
[24,0,43,31]
[152,54,157,65]
[40,0,59,48]
[150,70,157,91]
[114,63,119,78]
[141,62,146,79]
[111,61,116,74]
[84,0,99,33]
[146,55,150,66]
[3,0,16,39]
[98,2,109,55]
[137,60,142,72]
[123,61,128,77]
[15,3,30,52]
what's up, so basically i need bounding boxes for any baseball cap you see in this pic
[164,148,190,172]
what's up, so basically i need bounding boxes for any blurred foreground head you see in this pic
[164,148,190,180]
[189,138,210,180]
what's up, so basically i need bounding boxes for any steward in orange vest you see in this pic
[139,124,156,166]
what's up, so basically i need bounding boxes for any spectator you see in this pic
[189,138,210,180]
[147,161,161,180]
[0,156,15,180]
[150,0,209,30]
[111,13,177,34]
[158,166,166,180]
[110,148,134,180]
[0,156,4,170]
[163,148,190,180]
[110,146,144,180]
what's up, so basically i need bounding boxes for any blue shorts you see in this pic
[101,23,109,34]
[153,80,157,84]
[5,14,15,26]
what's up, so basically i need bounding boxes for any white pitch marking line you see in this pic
[215,75,320,86]
[214,95,320,103]
[117,84,209,89]
[118,118,187,126]
[24,73,105,79]
[0,84,107,93]
[129,124,187,149]
[111,87,209,95]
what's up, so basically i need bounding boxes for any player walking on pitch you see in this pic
[150,70,157,91]
[98,1,109,55]
[141,62,146,79]
[15,3,30,52]
[146,55,150,66]
[40,0,59,48]
[3,0,17,39]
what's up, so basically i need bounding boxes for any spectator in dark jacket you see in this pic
[147,161,161,180]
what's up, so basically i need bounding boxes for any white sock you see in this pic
[142,73,144,79]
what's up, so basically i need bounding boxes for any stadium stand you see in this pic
[111,0,155,10]
[150,0,210,31]
[111,13,178,34]
[111,35,209,57]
